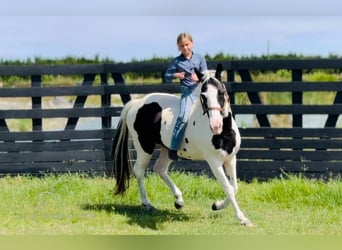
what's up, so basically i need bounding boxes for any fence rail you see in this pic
[0,59,341,180]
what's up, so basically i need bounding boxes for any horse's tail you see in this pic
[112,100,137,195]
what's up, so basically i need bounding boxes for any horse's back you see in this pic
[125,93,179,129]
[124,93,179,154]
[143,92,180,109]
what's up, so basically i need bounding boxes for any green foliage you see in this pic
[1,53,342,86]
[305,71,340,82]
[276,69,292,79]
[1,53,342,71]
[0,54,114,66]
[6,119,32,131]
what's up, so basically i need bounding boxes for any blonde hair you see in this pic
[177,32,193,45]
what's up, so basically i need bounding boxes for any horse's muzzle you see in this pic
[210,119,223,135]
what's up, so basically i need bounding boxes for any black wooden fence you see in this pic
[0,60,341,180]
[226,60,342,180]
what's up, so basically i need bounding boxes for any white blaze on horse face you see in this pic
[206,84,223,135]
[209,111,223,135]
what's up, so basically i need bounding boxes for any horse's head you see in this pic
[195,69,230,135]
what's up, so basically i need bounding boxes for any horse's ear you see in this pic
[194,68,205,81]
[215,63,223,81]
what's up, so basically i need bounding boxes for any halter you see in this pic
[200,77,229,117]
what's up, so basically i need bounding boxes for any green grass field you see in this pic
[0,172,341,235]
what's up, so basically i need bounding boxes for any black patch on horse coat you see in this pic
[211,113,236,154]
[133,102,162,154]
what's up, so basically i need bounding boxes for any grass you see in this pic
[0,172,341,235]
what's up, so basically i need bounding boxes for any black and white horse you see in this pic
[112,70,253,227]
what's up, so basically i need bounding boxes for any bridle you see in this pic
[201,105,225,116]
[200,78,229,117]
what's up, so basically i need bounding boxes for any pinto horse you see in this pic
[112,70,253,227]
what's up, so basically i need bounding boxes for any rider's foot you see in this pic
[168,150,178,160]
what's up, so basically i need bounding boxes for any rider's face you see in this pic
[178,38,193,58]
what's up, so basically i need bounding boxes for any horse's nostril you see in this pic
[210,125,223,135]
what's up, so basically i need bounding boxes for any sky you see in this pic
[1,1,342,62]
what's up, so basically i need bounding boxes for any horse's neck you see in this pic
[192,98,203,114]
[189,83,203,112]
[193,82,202,96]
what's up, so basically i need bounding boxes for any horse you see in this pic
[111,69,253,227]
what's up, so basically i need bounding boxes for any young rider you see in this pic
[164,32,208,160]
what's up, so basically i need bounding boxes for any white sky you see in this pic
[1,1,342,62]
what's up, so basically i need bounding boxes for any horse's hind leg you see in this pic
[153,147,184,209]
[133,151,154,210]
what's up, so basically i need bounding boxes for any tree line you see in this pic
[1,53,342,66]
[1,53,342,84]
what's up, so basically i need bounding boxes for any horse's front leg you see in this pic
[207,158,253,227]
[224,155,238,193]
[153,148,184,209]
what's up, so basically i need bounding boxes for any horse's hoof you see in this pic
[212,201,224,211]
[241,220,254,227]
[141,204,156,212]
[211,203,218,211]
[212,200,227,211]
[174,200,184,210]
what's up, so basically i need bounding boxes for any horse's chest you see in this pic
[178,116,240,160]
[178,124,213,160]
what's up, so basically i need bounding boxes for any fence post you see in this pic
[101,73,111,129]
[31,75,42,131]
[292,69,303,127]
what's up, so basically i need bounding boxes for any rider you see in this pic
[164,32,208,160]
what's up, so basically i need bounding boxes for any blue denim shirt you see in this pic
[164,52,207,88]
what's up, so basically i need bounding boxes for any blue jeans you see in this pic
[170,85,199,150]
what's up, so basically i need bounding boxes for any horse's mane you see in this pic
[201,70,212,83]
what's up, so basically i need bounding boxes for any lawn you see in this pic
[0,172,341,235]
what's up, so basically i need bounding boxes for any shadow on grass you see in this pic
[82,203,190,230]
